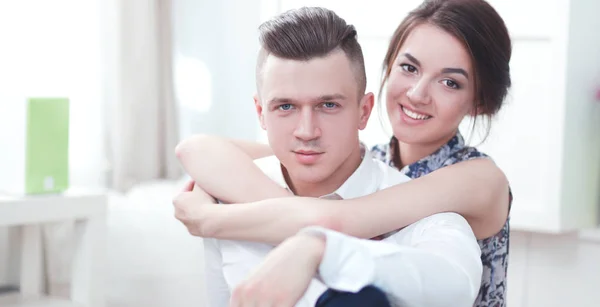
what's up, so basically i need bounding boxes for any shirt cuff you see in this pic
[299,226,376,293]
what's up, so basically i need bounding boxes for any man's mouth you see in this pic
[293,150,322,155]
[293,150,324,164]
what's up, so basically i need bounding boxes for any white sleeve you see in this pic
[203,238,231,307]
[299,212,482,307]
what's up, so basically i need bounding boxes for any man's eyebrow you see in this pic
[316,94,346,101]
[267,97,294,105]
[268,94,347,105]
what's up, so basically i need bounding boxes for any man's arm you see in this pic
[300,212,482,307]
[229,212,481,307]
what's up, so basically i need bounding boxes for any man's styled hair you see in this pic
[256,7,367,95]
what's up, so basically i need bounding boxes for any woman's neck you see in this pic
[395,132,457,169]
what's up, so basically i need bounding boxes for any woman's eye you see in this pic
[400,64,417,73]
[442,79,460,89]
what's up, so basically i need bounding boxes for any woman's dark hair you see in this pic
[382,0,512,159]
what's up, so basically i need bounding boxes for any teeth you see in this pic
[402,106,431,120]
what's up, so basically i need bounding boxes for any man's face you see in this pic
[255,49,374,188]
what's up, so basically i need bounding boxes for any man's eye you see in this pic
[278,104,293,111]
[323,102,337,108]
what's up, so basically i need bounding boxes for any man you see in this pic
[174,7,482,307]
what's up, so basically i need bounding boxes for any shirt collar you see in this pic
[330,145,380,199]
[256,144,380,200]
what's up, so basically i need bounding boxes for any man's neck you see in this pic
[284,145,363,198]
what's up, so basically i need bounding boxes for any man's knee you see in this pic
[315,286,391,307]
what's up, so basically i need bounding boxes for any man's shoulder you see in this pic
[253,155,288,188]
[253,155,280,170]
[361,141,410,189]
[370,157,411,189]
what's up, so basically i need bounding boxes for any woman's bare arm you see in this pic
[338,158,510,240]
[202,158,509,243]
[175,135,291,203]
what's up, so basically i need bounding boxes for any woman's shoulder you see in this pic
[369,138,502,176]
[369,141,493,164]
[447,145,490,164]
[369,142,392,162]
[453,146,514,211]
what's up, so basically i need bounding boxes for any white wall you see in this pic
[173,0,263,142]
[507,0,600,304]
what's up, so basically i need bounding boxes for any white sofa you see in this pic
[41,179,208,307]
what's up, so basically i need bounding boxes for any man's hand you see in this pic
[229,234,326,307]
[173,180,219,237]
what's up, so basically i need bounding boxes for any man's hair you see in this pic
[256,7,367,95]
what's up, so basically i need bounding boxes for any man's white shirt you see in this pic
[203,146,483,307]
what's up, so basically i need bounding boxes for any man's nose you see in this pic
[293,108,321,141]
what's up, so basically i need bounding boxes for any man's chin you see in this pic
[287,168,328,183]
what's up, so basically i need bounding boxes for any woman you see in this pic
[175,0,512,306]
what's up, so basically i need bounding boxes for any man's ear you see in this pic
[358,92,375,130]
[254,94,267,130]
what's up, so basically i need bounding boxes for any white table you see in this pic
[0,190,107,307]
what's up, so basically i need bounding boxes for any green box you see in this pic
[24,97,70,194]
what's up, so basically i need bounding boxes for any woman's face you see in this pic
[386,23,476,148]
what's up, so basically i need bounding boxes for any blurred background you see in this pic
[0,0,599,306]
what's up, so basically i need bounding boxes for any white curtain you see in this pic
[106,0,182,193]
[39,0,185,297]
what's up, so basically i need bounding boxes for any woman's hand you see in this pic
[172,180,222,237]
[229,234,326,307]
